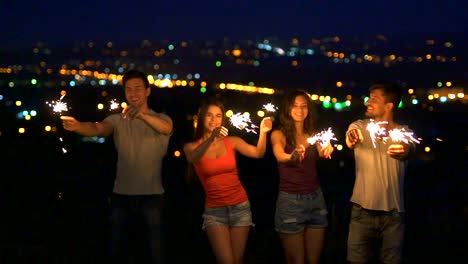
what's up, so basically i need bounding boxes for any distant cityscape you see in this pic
[0,33,466,155]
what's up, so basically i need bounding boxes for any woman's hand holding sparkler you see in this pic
[60,116,80,132]
[290,144,306,162]
[210,126,229,141]
[259,117,273,134]
[319,143,334,159]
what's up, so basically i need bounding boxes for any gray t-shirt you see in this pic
[104,111,171,195]
[348,119,413,212]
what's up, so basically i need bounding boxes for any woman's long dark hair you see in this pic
[186,97,226,183]
[278,89,317,146]
[192,97,226,141]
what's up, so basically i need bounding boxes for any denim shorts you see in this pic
[202,200,253,230]
[347,203,405,264]
[275,188,328,234]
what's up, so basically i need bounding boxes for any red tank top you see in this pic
[193,137,248,208]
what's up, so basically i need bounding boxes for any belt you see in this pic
[352,203,395,215]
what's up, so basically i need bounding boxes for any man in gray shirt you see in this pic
[61,70,173,263]
[345,83,415,264]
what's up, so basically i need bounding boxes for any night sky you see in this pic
[1,0,467,48]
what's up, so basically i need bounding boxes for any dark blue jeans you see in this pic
[109,193,164,264]
[347,203,405,264]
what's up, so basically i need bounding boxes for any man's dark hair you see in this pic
[370,82,402,111]
[122,70,150,88]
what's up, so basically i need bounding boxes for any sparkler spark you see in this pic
[46,94,69,154]
[46,95,68,114]
[385,128,421,144]
[366,119,388,148]
[59,137,67,153]
[262,103,278,113]
[307,127,337,147]
[109,99,120,111]
[229,112,259,134]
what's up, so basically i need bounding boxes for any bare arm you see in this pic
[122,105,173,135]
[140,113,173,135]
[183,126,228,163]
[231,117,272,158]
[61,116,113,137]
[270,130,305,163]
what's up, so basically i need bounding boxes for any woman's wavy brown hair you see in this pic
[186,97,226,183]
[278,89,317,146]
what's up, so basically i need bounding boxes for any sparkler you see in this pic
[229,112,259,134]
[109,99,120,111]
[366,119,388,148]
[307,127,337,147]
[46,94,68,115]
[262,103,278,113]
[262,103,278,122]
[46,94,69,154]
[385,128,421,144]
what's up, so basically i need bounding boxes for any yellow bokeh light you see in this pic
[19,128,25,134]
[97,103,104,110]
[25,115,31,120]
[446,81,452,87]
[45,126,52,132]
[232,49,242,57]
[121,102,127,108]
[424,147,431,152]
[16,100,22,106]
[257,110,265,117]
[226,110,233,117]
[408,89,414,94]
[174,150,181,157]
[336,145,343,151]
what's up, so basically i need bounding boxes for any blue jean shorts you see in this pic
[275,188,328,234]
[347,203,405,264]
[202,200,253,230]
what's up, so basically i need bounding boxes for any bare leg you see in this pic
[206,225,233,264]
[304,227,326,264]
[230,226,251,264]
[279,232,305,264]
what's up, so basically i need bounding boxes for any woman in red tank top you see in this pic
[184,98,272,264]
